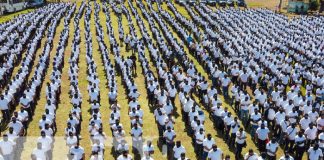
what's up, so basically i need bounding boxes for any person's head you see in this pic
[260,152,266,159]
[298,130,304,137]
[180,152,186,159]
[284,151,290,158]
[122,150,128,157]
[207,133,212,140]
[309,123,314,129]
[167,126,171,132]
[271,138,276,143]
[212,144,218,151]
[225,155,230,160]
[199,128,204,134]
[248,149,254,155]
[41,131,46,137]
[69,131,73,137]
[45,123,49,129]
[176,141,181,147]
[12,117,16,123]
[260,123,265,129]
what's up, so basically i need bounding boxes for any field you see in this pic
[0,0,310,160]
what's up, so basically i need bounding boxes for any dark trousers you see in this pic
[1,109,10,122]
[267,154,276,160]
[295,146,305,160]
[195,143,203,159]
[285,139,295,152]
[258,139,266,152]
[166,142,174,159]
[235,143,244,160]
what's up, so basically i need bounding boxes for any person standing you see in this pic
[203,134,215,159]
[255,124,270,152]
[208,144,223,160]
[266,138,278,160]
[244,149,258,160]
[235,128,246,160]
[307,143,323,160]
[173,141,186,160]
[164,126,176,159]
[0,134,14,160]
[294,131,306,160]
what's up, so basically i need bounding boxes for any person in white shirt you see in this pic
[173,141,185,160]
[255,123,270,153]
[224,112,233,141]
[317,114,324,132]
[308,143,323,160]
[235,128,246,159]
[285,123,298,152]
[178,152,189,160]
[299,114,311,131]
[69,141,85,160]
[141,155,153,160]
[244,149,258,160]
[266,138,278,160]
[143,140,154,157]
[195,128,205,158]
[90,151,103,160]
[164,126,176,158]
[229,117,240,147]
[294,131,306,160]
[305,123,318,148]
[0,134,14,160]
[208,144,223,160]
[32,142,46,160]
[37,131,53,160]
[0,95,10,122]
[130,123,143,154]
[66,132,78,148]
[279,151,294,160]
[203,134,215,159]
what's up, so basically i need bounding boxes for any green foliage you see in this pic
[309,0,320,10]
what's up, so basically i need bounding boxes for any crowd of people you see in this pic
[0,0,323,160]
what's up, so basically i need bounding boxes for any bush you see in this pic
[309,0,320,10]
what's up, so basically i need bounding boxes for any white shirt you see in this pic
[0,140,14,155]
[295,135,306,147]
[66,136,78,147]
[32,148,46,160]
[308,147,323,160]
[208,148,223,160]
[37,136,53,151]
[173,145,186,159]
[70,146,85,160]
[117,155,133,160]
[244,153,259,160]
[203,138,215,152]
[286,127,298,140]
[305,127,318,140]
[299,117,311,130]
[256,127,270,140]
[266,142,278,156]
